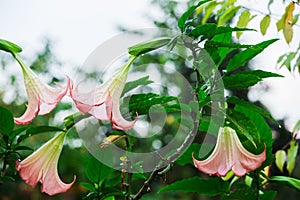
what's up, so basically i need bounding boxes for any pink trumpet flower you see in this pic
[14,55,69,124]
[193,127,266,177]
[16,131,75,196]
[69,56,138,130]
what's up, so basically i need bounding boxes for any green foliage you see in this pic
[122,75,153,95]
[223,73,262,89]
[270,176,300,191]
[0,106,14,136]
[226,39,278,72]
[177,0,212,32]
[159,177,230,196]
[127,93,177,115]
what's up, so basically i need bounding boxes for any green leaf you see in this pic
[260,190,277,200]
[0,106,14,136]
[202,1,217,24]
[9,126,30,142]
[227,110,259,150]
[205,41,252,49]
[80,182,95,192]
[236,10,251,38]
[128,37,171,56]
[188,24,253,39]
[218,6,241,26]
[287,140,298,175]
[176,143,201,166]
[178,0,212,32]
[234,106,274,167]
[159,177,229,196]
[122,76,153,95]
[275,150,286,173]
[270,176,300,191]
[0,39,22,54]
[221,187,258,200]
[260,15,271,35]
[223,74,262,89]
[292,120,300,136]
[86,156,115,185]
[226,39,278,72]
[17,126,63,143]
[226,96,276,122]
[236,69,284,78]
[13,145,33,151]
[128,93,177,115]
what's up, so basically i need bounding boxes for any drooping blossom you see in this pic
[16,131,75,196]
[193,127,266,177]
[69,56,137,130]
[14,55,69,124]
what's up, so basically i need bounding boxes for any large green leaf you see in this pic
[128,37,171,56]
[17,126,63,143]
[0,106,14,136]
[0,38,22,54]
[86,156,115,185]
[188,24,253,39]
[270,176,300,191]
[226,96,276,122]
[176,143,201,166]
[122,76,153,95]
[226,39,278,72]
[236,69,284,78]
[234,106,274,167]
[223,74,262,89]
[159,177,229,196]
[178,0,212,32]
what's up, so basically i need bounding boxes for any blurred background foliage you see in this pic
[0,0,300,199]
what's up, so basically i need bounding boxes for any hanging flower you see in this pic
[16,131,75,196]
[13,55,69,125]
[69,56,138,130]
[193,127,266,177]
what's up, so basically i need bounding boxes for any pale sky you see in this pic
[0,0,300,131]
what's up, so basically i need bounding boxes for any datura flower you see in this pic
[193,127,266,177]
[16,131,75,196]
[14,55,69,125]
[69,56,138,130]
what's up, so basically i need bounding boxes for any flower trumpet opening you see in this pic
[69,56,138,130]
[16,131,76,196]
[13,55,69,125]
[193,127,266,177]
